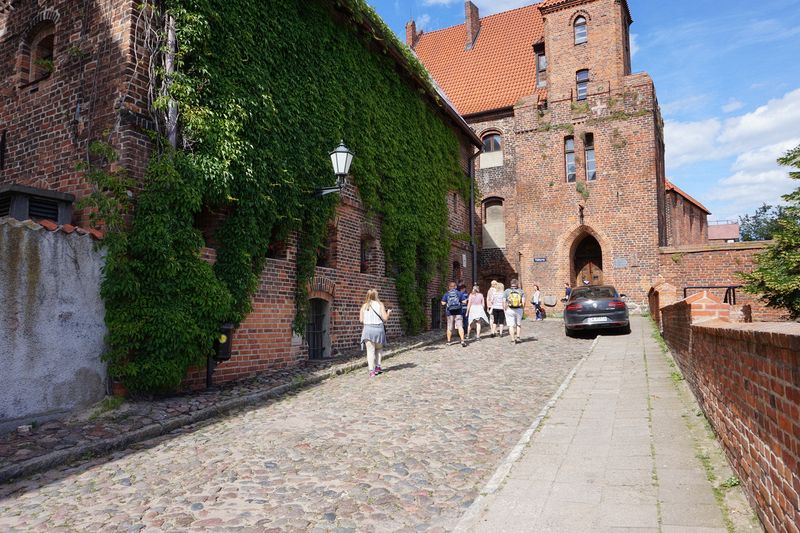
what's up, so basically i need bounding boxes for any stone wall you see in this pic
[659,295,800,532]
[0,218,107,432]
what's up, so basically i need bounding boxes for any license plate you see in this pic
[588,317,609,323]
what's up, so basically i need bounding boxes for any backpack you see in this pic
[446,290,462,312]
[507,290,523,309]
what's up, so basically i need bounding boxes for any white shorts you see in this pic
[505,308,523,327]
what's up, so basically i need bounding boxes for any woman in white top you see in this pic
[486,280,497,330]
[533,285,542,320]
[360,289,391,377]
[467,284,490,340]
[490,282,506,337]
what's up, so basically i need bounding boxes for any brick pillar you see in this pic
[465,1,480,50]
[405,20,417,47]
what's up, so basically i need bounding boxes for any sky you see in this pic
[367,0,800,221]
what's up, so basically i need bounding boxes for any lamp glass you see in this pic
[330,141,353,177]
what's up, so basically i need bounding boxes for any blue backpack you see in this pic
[445,290,462,312]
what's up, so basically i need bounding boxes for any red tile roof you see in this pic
[665,180,710,215]
[413,4,545,116]
[0,216,104,240]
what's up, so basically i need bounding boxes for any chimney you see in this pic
[406,20,418,48]
[465,1,480,50]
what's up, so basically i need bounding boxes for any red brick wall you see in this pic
[666,190,709,245]
[660,302,800,532]
[658,241,788,321]
[0,1,151,226]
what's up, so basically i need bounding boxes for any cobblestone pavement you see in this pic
[0,331,442,479]
[0,320,591,532]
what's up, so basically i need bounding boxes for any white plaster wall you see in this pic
[0,218,107,432]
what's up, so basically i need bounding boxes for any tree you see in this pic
[739,203,786,241]
[741,145,800,320]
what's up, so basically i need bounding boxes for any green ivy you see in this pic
[95,0,468,393]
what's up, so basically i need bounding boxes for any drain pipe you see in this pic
[468,148,482,286]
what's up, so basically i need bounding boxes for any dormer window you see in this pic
[574,16,588,45]
[576,69,590,101]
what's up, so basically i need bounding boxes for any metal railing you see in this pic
[683,285,743,305]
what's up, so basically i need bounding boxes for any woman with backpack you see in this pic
[466,284,490,340]
[360,289,391,377]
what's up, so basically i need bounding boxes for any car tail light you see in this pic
[566,303,583,311]
[608,301,626,309]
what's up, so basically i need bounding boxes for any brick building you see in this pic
[411,0,709,307]
[0,1,480,389]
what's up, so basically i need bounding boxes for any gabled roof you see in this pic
[665,180,711,215]
[413,4,545,117]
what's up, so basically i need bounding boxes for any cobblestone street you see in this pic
[0,321,592,532]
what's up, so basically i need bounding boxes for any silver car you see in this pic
[563,285,630,337]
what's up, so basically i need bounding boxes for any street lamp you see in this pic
[316,140,354,197]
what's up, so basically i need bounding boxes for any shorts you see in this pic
[505,308,523,327]
[492,308,506,325]
[446,312,464,332]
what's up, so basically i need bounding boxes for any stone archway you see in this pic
[571,233,603,286]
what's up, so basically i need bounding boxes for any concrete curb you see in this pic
[453,335,601,532]
[0,336,438,484]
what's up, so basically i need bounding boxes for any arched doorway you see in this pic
[573,234,603,286]
[306,298,331,359]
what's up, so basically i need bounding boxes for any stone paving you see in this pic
[0,331,443,482]
[0,320,591,532]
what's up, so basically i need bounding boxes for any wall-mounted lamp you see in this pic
[315,140,354,197]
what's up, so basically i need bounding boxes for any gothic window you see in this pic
[482,198,505,248]
[480,133,503,168]
[26,21,55,84]
[584,133,597,181]
[565,137,576,183]
[576,70,590,101]
[574,16,588,45]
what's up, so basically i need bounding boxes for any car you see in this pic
[563,285,630,337]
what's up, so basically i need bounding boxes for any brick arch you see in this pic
[555,224,614,287]
[478,127,503,138]
[569,9,591,25]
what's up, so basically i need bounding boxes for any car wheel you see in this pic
[565,326,575,338]
[619,324,631,335]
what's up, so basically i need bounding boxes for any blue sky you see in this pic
[367,0,800,221]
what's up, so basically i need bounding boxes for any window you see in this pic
[480,133,503,168]
[534,43,547,88]
[576,70,589,101]
[27,21,55,84]
[360,236,376,274]
[482,198,506,248]
[584,133,596,181]
[574,16,588,45]
[565,137,576,182]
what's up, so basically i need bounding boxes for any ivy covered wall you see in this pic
[99,0,473,393]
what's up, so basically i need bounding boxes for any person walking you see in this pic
[441,282,467,347]
[466,284,490,340]
[458,282,469,332]
[490,281,506,337]
[360,289,391,377]
[564,282,572,299]
[504,279,526,344]
[533,285,543,320]
[486,280,498,331]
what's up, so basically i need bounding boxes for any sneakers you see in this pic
[461,341,467,347]
[491,332,496,338]
[369,370,377,378]
[375,365,383,374]
[515,338,522,344]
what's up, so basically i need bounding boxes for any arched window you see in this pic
[26,21,56,83]
[480,133,503,168]
[574,16,588,45]
[584,133,596,181]
[576,69,589,101]
[482,198,506,248]
[565,137,576,182]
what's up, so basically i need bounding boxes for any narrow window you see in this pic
[574,16,588,45]
[482,198,506,249]
[360,236,375,274]
[28,22,56,83]
[584,133,596,181]
[480,133,503,168]
[534,43,547,88]
[565,137,576,182]
[576,70,589,100]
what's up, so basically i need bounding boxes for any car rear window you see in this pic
[571,287,617,300]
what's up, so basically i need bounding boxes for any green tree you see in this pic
[741,145,800,319]
[738,203,786,241]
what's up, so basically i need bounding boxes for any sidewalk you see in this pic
[0,330,441,483]
[459,317,752,532]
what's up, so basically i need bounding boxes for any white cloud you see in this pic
[666,89,800,219]
[660,94,711,117]
[721,98,743,113]
[416,13,432,30]
[629,33,639,59]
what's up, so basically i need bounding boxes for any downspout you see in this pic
[468,148,482,286]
